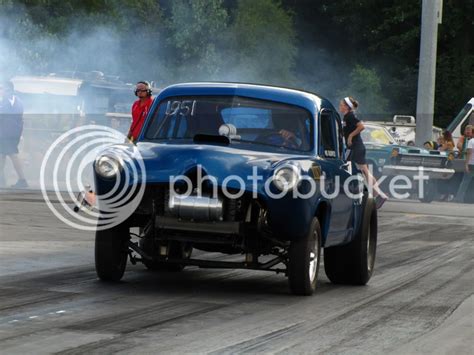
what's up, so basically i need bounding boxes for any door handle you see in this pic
[340,162,352,175]
[340,162,351,170]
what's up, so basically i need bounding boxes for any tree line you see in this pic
[0,0,472,127]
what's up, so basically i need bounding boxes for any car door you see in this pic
[317,109,355,246]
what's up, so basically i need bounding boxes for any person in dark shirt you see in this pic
[340,96,387,209]
[0,81,28,188]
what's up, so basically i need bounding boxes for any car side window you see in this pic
[320,110,338,159]
[338,121,344,158]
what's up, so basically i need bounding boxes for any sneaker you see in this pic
[375,195,387,209]
[11,179,29,189]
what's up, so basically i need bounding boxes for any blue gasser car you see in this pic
[93,83,377,295]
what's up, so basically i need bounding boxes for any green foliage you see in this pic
[166,0,229,79]
[226,0,296,84]
[337,65,388,116]
[0,0,164,79]
[0,0,471,126]
[163,0,296,83]
[285,0,473,125]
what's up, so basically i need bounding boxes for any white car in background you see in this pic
[374,115,442,146]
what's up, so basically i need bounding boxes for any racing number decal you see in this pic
[165,100,196,117]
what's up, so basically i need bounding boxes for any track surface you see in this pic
[0,192,473,354]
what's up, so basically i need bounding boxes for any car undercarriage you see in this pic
[127,184,290,274]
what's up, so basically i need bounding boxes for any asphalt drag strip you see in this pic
[0,192,472,354]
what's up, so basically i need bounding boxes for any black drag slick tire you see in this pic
[324,196,377,285]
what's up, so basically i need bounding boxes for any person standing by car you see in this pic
[456,125,472,158]
[438,131,455,152]
[454,132,474,203]
[437,130,458,201]
[0,81,28,188]
[340,96,387,209]
[127,81,154,142]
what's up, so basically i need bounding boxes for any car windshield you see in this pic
[362,125,395,145]
[144,96,313,152]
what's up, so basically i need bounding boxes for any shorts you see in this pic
[0,137,20,155]
[347,144,366,165]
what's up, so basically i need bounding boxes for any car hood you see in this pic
[366,142,445,157]
[365,142,394,151]
[134,142,308,189]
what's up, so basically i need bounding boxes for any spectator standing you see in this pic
[127,81,154,142]
[457,125,472,159]
[438,131,455,152]
[0,81,28,188]
[454,134,474,202]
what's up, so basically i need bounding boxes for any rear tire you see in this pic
[95,223,130,282]
[324,196,377,285]
[288,218,321,296]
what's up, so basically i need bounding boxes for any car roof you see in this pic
[156,82,335,115]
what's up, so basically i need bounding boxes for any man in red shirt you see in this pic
[127,81,154,142]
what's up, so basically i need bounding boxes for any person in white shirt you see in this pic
[454,138,474,202]
[467,138,474,167]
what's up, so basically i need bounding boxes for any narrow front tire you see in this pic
[95,224,130,282]
[288,218,322,296]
